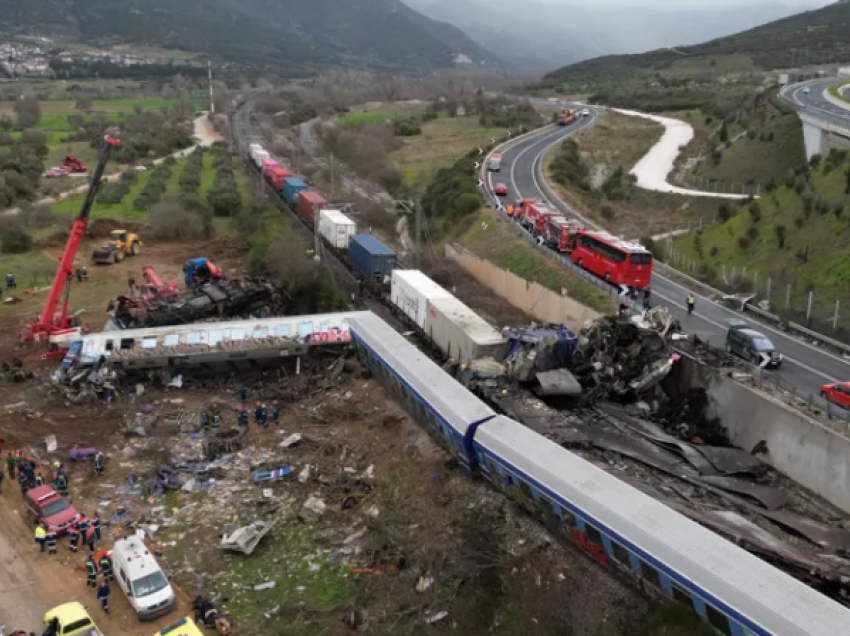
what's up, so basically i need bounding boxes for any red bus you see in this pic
[570,231,652,289]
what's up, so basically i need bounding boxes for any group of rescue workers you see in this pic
[9,451,104,499]
[201,399,281,431]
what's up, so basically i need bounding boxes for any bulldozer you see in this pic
[91,229,142,265]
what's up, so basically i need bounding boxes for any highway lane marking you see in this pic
[520,107,850,380]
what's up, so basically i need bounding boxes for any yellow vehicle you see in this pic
[154,616,205,636]
[91,230,142,265]
[43,602,103,636]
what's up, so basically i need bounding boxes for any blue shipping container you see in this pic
[348,234,397,283]
[282,177,308,205]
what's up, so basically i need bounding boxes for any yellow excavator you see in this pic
[91,229,142,264]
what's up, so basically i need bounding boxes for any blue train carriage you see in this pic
[349,312,494,472]
[472,415,850,636]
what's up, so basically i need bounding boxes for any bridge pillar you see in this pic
[801,117,825,159]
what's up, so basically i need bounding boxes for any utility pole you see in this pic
[330,153,335,198]
[313,203,321,261]
[208,61,215,114]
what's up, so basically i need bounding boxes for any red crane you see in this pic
[22,135,120,354]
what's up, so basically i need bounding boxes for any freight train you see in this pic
[243,141,505,363]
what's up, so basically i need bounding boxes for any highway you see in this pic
[781,77,850,128]
[485,108,850,398]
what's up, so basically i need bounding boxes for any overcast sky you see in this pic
[529,0,833,6]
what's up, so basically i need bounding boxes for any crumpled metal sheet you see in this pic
[534,369,582,397]
[690,445,766,477]
[753,508,850,554]
[697,475,789,510]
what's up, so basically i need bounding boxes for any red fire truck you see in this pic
[513,199,653,289]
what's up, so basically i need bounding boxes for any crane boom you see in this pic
[23,135,119,345]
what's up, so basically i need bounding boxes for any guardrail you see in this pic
[688,336,850,427]
[502,110,850,360]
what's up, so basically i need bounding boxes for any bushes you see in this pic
[1,228,33,253]
[550,139,590,191]
[420,156,482,233]
[206,143,241,217]
[133,163,173,210]
[150,201,214,240]
[393,119,421,136]
[97,180,130,205]
[179,147,205,194]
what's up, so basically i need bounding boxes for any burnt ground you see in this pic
[0,229,704,636]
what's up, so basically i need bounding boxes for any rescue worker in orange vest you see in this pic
[506,204,514,217]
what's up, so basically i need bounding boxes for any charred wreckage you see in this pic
[109,277,286,329]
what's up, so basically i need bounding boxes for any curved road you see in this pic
[781,77,850,128]
[486,108,850,397]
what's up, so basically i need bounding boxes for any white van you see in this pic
[112,535,176,620]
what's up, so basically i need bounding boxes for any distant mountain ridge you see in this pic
[543,0,850,85]
[0,0,502,73]
[404,0,811,69]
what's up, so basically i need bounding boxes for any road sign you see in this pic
[474,162,480,169]
[478,147,483,155]
[507,131,512,137]
[496,202,504,211]
[489,138,496,143]
[618,284,630,297]
[477,179,484,188]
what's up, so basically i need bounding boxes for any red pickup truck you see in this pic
[24,485,80,534]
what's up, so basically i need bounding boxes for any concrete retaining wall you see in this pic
[672,355,850,514]
[445,243,601,331]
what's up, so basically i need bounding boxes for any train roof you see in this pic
[474,415,850,636]
[349,312,494,434]
[351,234,394,255]
[428,296,504,345]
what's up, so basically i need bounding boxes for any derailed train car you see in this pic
[349,311,850,636]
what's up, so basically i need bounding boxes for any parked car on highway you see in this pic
[820,382,850,408]
[803,87,811,94]
[581,109,590,117]
[494,182,508,196]
[24,485,80,535]
[725,320,782,368]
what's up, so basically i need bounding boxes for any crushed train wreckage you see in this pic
[110,276,286,329]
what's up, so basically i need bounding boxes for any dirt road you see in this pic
[0,482,190,635]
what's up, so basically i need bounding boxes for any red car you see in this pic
[24,485,80,534]
[820,382,850,409]
[494,183,508,196]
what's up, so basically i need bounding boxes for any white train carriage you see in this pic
[349,312,495,472]
[473,415,850,636]
[71,312,359,371]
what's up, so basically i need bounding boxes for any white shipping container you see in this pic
[425,296,506,363]
[391,270,453,330]
[318,209,357,250]
[254,149,270,167]
[249,144,262,163]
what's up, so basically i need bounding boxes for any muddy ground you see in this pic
[0,211,682,635]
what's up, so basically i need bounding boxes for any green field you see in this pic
[50,152,248,220]
[337,101,425,125]
[391,115,502,187]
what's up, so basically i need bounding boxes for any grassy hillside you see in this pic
[672,149,850,333]
[682,94,806,194]
[539,1,850,93]
[0,0,499,73]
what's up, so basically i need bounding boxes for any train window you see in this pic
[560,506,577,528]
[611,541,630,566]
[253,327,269,339]
[231,329,246,341]
[275,324,292,338]
[639,560,661,588]
[671,582,692,606]
[705,605,732,636]
[141,336,157,349]
[209,331,224,345]
[519,479,532,498]
[186,332,202,345]
[104,340,114,351]
[585,524,603,549]
[163,334,179,346]
[538,494,557,517]
[119,338,134,350]
[504,473,515,488]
